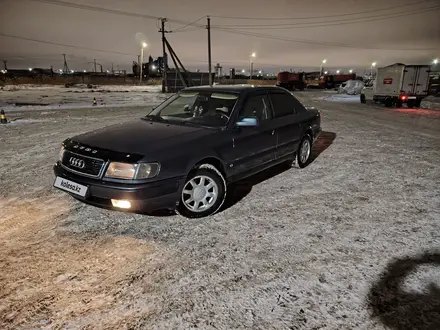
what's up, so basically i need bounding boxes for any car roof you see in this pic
[182,84,284,94]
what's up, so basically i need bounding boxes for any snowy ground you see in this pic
[0,89,440,329]
[319,91,440,111]
[0,84,167,111]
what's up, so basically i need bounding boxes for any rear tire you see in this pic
[177,164,226,218]
[385,98,393,108]
[360,94,366,104]
[295,134,312,168]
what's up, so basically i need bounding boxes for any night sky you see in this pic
[1,0,439,74]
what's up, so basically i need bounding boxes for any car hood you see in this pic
[72,119,216,154]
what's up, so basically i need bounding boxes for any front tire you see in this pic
[177,164,226,218]
[296,134,312,168]
[360,94,366,104]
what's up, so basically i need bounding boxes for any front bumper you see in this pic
[53,162,184,212]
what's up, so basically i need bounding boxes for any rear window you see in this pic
[269,93,296,118]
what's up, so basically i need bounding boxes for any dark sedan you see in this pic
[53,85,321,218]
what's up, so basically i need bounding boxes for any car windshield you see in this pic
[146,91,239,128]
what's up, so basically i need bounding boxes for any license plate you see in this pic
[407,96,416,99]
[53,176,88,197]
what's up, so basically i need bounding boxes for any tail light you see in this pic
[400,95,408,101]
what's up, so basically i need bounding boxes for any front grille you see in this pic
[61,150,105,177]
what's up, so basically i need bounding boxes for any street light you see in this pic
[242,69,245,73]
[320,59,327,76]
[324,71,328,75]
[28,68,32,71]
[336,70,340,74]
[140,42,147,83]
[433,58,439,65]
[249,52,256,80]
[349,69,353,73]
[371,62,377,76]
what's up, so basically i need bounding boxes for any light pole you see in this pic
[249,52,256,80]
[320,59,327,76]
[371,62,377,76]
[140,42,147,83]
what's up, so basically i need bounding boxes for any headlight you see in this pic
[59,146,65,161]
[105,162,160,180]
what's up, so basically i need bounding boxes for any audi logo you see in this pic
[69,157,85,169]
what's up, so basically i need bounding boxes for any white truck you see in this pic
[360,63,431,108]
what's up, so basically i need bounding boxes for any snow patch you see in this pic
[337,80,365,95]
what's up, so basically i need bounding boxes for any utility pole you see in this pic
[2,60,7,70]
[111,63,114,74]
[207,16,212,86]
[94,59,97,73]
[160,18,168,92]
[62,54,69,74]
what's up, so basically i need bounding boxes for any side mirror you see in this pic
[236,116,259,127]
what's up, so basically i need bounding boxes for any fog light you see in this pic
[111,199,131,209]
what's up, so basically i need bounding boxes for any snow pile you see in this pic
[421,96,440,111]
[338,80,365,95]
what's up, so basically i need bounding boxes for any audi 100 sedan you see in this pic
[54,85,321,218]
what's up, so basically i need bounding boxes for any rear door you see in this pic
[268,91,303,159]
[225,91,277,176]
[414,66,430,95]
[402,66,418,95]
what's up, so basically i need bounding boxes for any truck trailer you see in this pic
[360,63,430,107]
[276,71,306,91]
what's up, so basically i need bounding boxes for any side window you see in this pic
[239,94,273,122]
[269,93,297,118]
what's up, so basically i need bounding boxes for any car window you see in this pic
[239,94,273,122]
[269,92,297,118]
[147,91,239,128]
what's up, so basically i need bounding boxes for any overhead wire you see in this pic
[11,0,439,52]
[172,16,207,32]
[0,33,136,56]
[210,5,440,29]
[209,0,435,20]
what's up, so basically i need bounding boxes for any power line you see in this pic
[211,5,440,28]
[29,0,162,20]
[210,0,435,20]
[0,33,136,56]
[172,27,205,34]
[20,0,440,51]
[172,16,207,32]
[212,28,440,51]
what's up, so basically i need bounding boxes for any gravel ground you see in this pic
[0,90,439,329]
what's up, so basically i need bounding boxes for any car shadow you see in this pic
[309,131,337,164]
[368,251,440,330]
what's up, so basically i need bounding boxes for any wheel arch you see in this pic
[187,156,227,180]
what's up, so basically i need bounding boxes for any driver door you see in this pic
[225,92,278,177]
